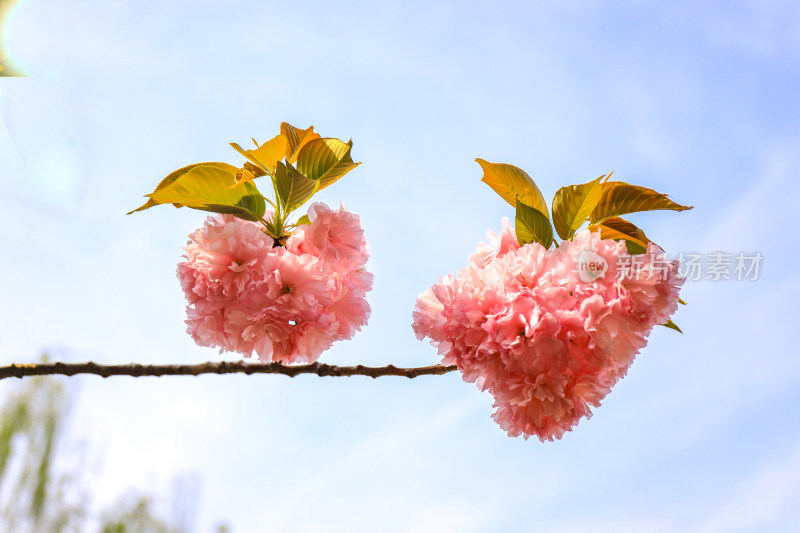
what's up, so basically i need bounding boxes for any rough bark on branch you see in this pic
[0,361,458,380]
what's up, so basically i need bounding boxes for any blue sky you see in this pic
[1,0,799,531]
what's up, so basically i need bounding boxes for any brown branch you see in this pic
[0,361,458,381]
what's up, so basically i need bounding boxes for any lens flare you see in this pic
[0,0,26,76]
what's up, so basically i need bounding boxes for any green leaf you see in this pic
[678,298,687,305]
[295,138,360,190]
[515,200,554,248]
[590,181,693,223]
[552,175,605,240]
[127,162,242,214]
[625,240,647,255]
[588,216,651,255]
[281,122,321,164]
[230,133,287,176]
[135,163,267,221]
[660,319,683,333]
[295,214,311,226]
[476,159,548,216]
[275,161,317,213]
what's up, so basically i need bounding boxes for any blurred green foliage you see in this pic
[0,359,229,532]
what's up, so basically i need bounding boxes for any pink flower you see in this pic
[178,205,372,364]
[470,217,520,268]
[412,225,682,441]
[179,214,274,304]
[326,271,373,338]
[288,202,369,274]
[261,248,331,312]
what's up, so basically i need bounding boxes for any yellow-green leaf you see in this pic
[275,161,317,213]
[234,162,267,186]
[590,181,693,223]
[515,200,554,248]
[127,162,240,214]
[296,138,360,190]
[230,133,287,176]
[588,216,651,255]
[280,122,321,164]
[660,319,683,333]
[250,134,288,174]
[295,214,311,226]
[476,159,548,216]
[552,175,605,240]
[230,143,263,171]
[138,163,267,221]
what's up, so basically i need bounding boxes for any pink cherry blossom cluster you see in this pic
[178,203,372,364]
[412,220,683,441]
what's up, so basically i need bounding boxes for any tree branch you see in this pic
[0,361,458,381]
